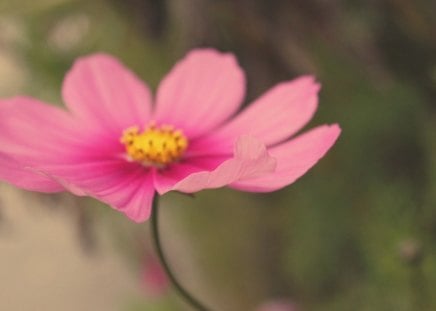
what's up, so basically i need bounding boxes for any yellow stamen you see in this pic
[120,122,188,167]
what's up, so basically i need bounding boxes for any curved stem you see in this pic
[151,195,212,311]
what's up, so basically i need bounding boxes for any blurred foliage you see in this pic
[1,0,436,310]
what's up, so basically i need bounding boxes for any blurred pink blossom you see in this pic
[140,254,168,297]
[0,49,340,222]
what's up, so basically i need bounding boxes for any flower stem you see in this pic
[151,195,212,311]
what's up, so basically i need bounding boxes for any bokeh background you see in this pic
[1,0,435,310]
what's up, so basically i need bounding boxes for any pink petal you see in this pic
[62,53,152,134]
[0,96,153,221]
[112,173,155,222]
[231,124,341,192]
[40,160,155,222]
[153,49,245,138]
[161,136,276,193]
[206,76,320,152]
[0,96,87,191]
[0,153,63,192]
[184,135,234,157]
[152,155,227,195]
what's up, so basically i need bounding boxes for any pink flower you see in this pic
[140,254,169,297]
[0,49,340,222]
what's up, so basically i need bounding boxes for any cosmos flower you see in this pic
[0,49,340,222]
[140,253,169,297]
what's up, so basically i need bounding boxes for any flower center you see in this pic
[120,122,188,167]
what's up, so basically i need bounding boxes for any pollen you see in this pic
[120,122,188,167]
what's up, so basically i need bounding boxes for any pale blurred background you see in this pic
[0,0,435,310]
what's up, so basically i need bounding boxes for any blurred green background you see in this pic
[0,0,435,310]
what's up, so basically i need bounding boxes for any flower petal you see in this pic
[0,153,63,192]
[162,136,276,193]
[231,124,341,192]
[62,53,152,134]
[40,160,155,222]
[184,135,233,157]
[0,96,155,222]
[207,76,320,151]
[153,49,245,138]
[100,172,155,223]
[0,96,87,191]
[152,155,227,195]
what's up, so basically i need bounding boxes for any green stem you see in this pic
[151,195,212,311]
